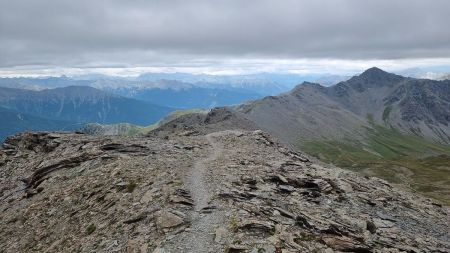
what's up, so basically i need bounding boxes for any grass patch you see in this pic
[229,215,239,232]
[299,124,450,205]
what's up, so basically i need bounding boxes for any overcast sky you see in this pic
[1,0,450,76]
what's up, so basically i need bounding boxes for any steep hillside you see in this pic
[0,86,173,126]
[239,83,369,143]
[237,68,450,203]
[325,67,450,144]
[0,129,449,252]
[240,67,450,144]
[0,107,78,142]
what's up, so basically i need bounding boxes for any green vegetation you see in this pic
[126,182,137,193]
[120,125,142,136]
[138,122,159,134]
[382,106,392,122]
[86,224,96,235]
[229,214,239,232]
[165,108,207,118]
[299,124,450,205]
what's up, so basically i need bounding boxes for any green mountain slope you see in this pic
[300,122,450,204]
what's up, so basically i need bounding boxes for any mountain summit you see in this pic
[359,67,392,79]
[344,67,405,91]
[241,68,449,144]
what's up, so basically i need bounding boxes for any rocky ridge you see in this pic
[0,127,449,252]
[238,67,450,144]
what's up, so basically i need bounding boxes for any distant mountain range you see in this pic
[0,72,334,105]
[0,86,173,141]
[0,72,306,94]
[111,86,261,109]
[0,76,91,90]
[397,67,450,80]
[135,72,319,92]
[0,73,304,110]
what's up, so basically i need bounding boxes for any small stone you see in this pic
[228,244,248,251]
[156,211,184,229]
[239,220,275,234]
[261,244,276,253]
[141,189,158,204]
[366,220,377,234]
[273,207,295,219]
[277,174,288,184]
[373,218,395,228]
[278,185,295,193]
[313,179,333,193]
[250,248,259,253]
[242,175,257,185]
[169,195,194,206]
[152,247,165,253]
[214,227,227,243]
[322,235,368,252]
[124,212,148,224]
[126,240,138,253]
[140,243,149,253]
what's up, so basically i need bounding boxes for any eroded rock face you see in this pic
[0,130,449,252]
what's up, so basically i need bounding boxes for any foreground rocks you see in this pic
[0,130,449,252]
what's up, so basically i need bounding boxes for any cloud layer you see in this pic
[1,0,450,73]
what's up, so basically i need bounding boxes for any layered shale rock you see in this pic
[0,130,449,252]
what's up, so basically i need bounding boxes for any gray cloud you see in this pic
[1,0,450,69]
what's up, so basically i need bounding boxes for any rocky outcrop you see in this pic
[149,107,259,138]
[0,129,449,252]
[79,123,142,136]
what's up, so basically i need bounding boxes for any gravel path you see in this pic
[163,133,227,253]
[190,133,222,211]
